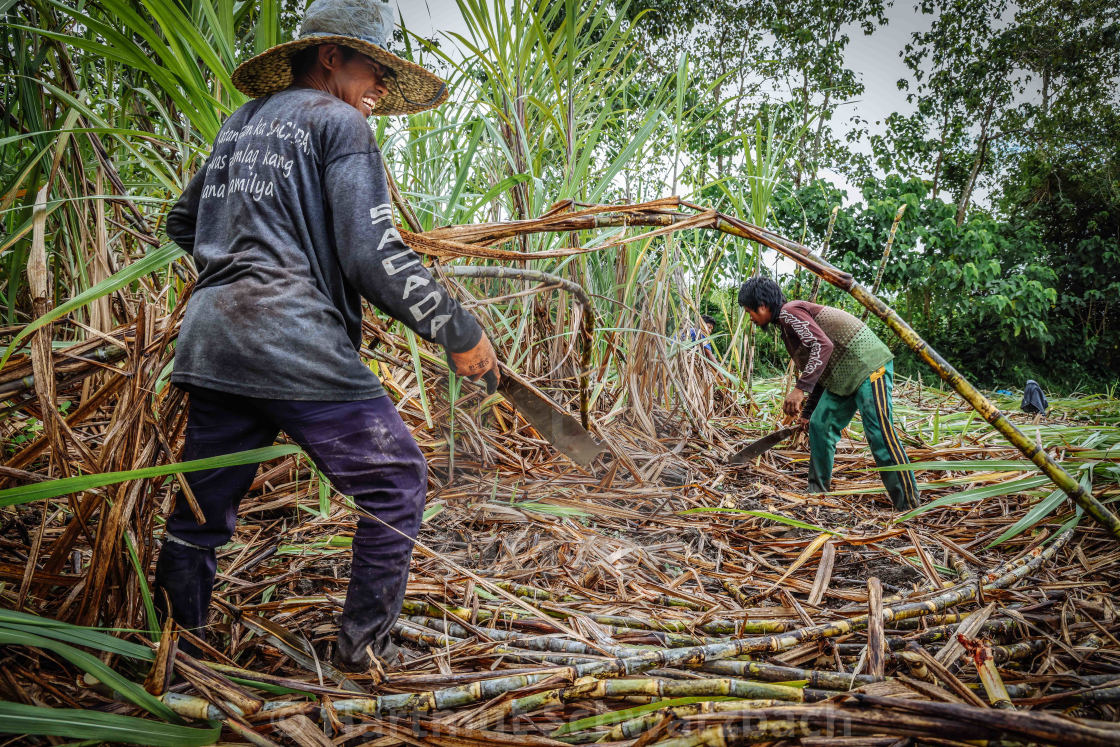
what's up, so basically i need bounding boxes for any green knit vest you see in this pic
[815,307,893,396]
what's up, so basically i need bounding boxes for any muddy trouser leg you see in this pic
[854,362,921,511]
[158,386,278,646]
[807,388,858,494]
[275,396,427,668]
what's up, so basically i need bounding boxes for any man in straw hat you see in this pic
[158,0,498,672]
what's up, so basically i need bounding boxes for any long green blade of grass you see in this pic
[872,460,1037,472]
[895,475,1053,522]
[0,702,218,746]
[0,627,179,721]
[0,444,300,507]
[986,488,1067,548]
[0,608,153,660]
[678,507,838,535]
[552,696,739,736]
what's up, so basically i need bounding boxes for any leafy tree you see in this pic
[763,0,888,186]
[775,176,1066,387]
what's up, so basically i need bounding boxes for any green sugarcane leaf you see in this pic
[987,488,1067,548]
[872,460,1037,472]
[423,501,445,522]
[123,530,161,640]
[0,243,185,370]
[678,507,838,535]
[895,475,1052,522]
[0,609,153,660]
[551,696,737,736]
[0,702,218,746]
[0,628,179,721]
[0,444,301,507]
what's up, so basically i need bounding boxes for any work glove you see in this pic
[448,333,500,394]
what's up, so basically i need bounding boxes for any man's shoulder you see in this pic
[779,300,813,321]
[262,88,376,153]
[277,88,368,126]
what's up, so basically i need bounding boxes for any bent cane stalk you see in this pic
[441,264,594,428]
[425,199,1119,541]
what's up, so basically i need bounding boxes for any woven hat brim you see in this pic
[231,36,448,116]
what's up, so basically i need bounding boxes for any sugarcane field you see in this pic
[2,1,1119,746]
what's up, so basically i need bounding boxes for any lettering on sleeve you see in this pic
[402,275,430,297]
[781,309,824,377]
[409,291,442,322]
[369,205,394,226]
[382,249,421,275]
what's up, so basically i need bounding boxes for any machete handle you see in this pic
[482,369,498,395]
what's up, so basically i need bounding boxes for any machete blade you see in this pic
[726,425,801,465]
[497,368,604,467]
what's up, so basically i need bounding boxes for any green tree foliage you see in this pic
[775,176,1068,388]
[763,0,888,186]
[866,0,1120,389]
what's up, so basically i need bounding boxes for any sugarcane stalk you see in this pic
[395,619,610,666]
[599,699,789,742]
[400,598,794,637]
[989,637,1047,663]
[467,675,808,731]
[441,265,594,429]
[402,617,615,664]
[492,579,706,611]
[962,636,1014,709]
[867,577,886,678]
[860,203,906,321]
[422,199,1120,541]
[165,527,1073,723]
[1040,686,1120,706]
[408,616,631,657]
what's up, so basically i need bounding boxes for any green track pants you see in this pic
[807,361,920,510]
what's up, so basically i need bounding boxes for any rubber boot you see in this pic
[153,539,217,656]
[807,459,832,494]
[334,546,409,672]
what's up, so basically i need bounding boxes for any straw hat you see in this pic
[231,0,448,116]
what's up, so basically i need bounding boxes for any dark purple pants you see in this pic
[159,385,427,665]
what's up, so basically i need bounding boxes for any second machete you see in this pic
[726,425,801,465]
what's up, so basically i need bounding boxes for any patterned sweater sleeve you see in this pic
[779,303,834,393]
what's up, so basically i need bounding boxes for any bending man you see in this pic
[738,277,919,510]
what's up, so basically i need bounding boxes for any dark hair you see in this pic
[737,276,786,314]
[290,43,360,79]
[701,314,716,327]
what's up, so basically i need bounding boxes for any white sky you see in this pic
[397,0,473,40]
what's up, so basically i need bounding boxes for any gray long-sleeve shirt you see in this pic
[167,87,481,400]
